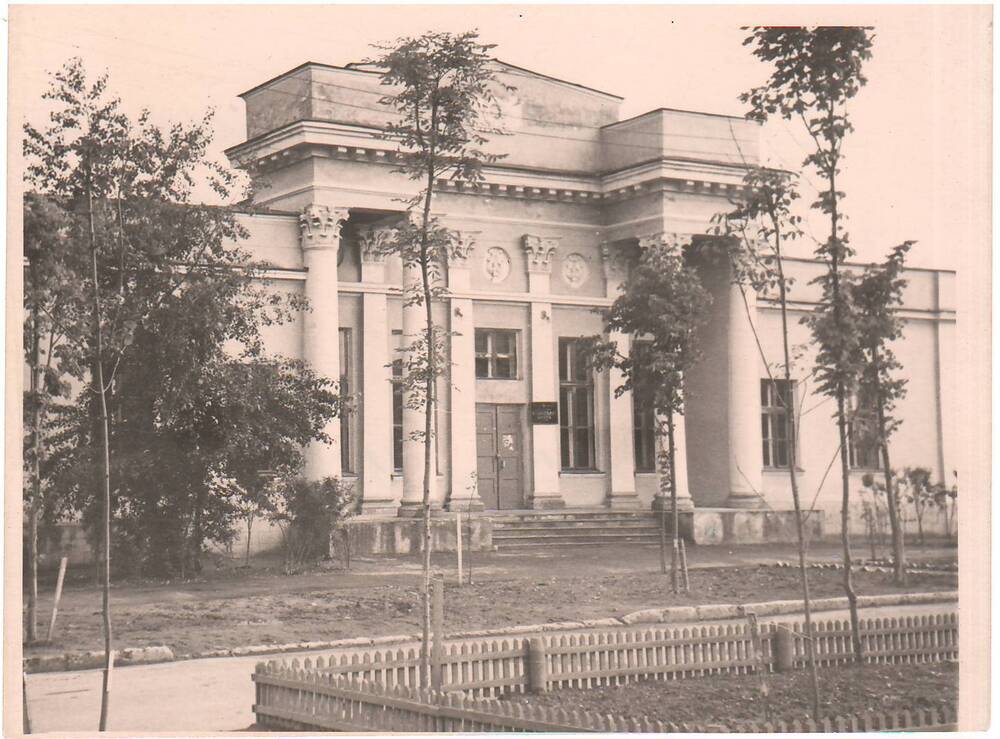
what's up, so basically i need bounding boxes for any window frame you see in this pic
[474,328,519,380]
[339,328,355,475]
[559,337,596,471]
[391,330,404,473]
[760,378,794,469]
[847,394,883,471]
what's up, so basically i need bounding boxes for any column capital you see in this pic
[522,234,560,273]
[299,204,350,251]
[449,231,480,267]
[600,241,628,282]
[358,225,397,264]
[637,231,693,253]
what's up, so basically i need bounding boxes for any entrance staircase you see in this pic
[490,509,664,551]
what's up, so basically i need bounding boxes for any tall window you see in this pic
[391,330,403,473]
[761,379,794,468]
[475,329,518,379]
[633,397,657,472]
[631,341,657,472]
[848,394,882,470]
[339,328,354,474]
[559,338,595,470]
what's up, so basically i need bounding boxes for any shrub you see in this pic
[270,476,355,570]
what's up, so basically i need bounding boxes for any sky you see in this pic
[9,4,992,270]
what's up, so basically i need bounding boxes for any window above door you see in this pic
[475,329,519,379]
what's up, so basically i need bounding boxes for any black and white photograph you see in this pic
[6,4,990,735]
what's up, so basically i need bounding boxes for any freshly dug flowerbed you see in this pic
[502,663,957,726]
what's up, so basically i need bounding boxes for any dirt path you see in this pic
[25,545,956,658]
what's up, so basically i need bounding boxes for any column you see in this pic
[726,278,766,508]
[358,227,397,515]
[524,235,565,509]
[398,260,439,516]
[447,233,484,511]
[601,242,640,509]
[300,204,348,481]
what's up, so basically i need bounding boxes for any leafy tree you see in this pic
[713,166,821,717]
[24,58,339,724]
[742,26,875,662]
[851,242,913,583]
[367,30,507,686]
[583,241,711,593]
[23,194,89,643]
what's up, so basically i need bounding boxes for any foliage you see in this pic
[24,58,339,579]
[897,467,957,544]
[366,30,509,686]
[742,26,876,664]
[583,240,711,592]
[269,476,356,570]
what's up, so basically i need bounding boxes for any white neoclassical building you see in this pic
[224,61,956,547]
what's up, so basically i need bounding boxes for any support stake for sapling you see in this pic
[46,556,68,642]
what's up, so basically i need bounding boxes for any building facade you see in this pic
[225,61,957,538]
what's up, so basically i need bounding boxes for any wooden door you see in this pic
[475,404,524,510]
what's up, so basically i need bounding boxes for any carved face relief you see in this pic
[562,253,590,288]
[483,247,511,284]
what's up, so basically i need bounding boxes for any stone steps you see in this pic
[491,510,666,550]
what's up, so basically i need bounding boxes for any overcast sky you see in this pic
[10,5,991,270]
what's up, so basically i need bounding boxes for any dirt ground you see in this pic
[505,663,957,726]
[25,543,956,658]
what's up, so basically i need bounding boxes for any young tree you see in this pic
[368,30,507,685]
[851,242,913,583]
[714,166,821,718]
[584,241,711,593]
[742,26,875,662]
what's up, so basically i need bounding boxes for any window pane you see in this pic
[494,331,511,355]
[393,427,403,471]
[773,413,788,440]
[495,356,512,378]
[558,339,569,381]
[559,387,571,428]
[475,330,488,354]
[475,356,489,378]
[762,440,771,468]
[560,428,570,468]
[760,380,770,406]
[574,429,590,469]
[774,440,788,468]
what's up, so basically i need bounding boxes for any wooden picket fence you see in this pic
[269,612,956,698]
[252,668,958,733]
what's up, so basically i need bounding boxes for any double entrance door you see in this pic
[475,403,524,510]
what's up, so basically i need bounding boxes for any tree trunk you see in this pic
[772,238,821,719]
[871,349,905,583]
[667,409,679,594]
[27,309,42,644]
[87,180,114,730]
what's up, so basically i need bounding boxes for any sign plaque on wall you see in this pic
[530,402,559,425]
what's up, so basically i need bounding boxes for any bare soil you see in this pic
[504,662,957,726]
[25,546,956,658]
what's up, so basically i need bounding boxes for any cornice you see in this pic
[227,120,751,206]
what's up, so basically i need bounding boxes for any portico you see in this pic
[223,59,954,546]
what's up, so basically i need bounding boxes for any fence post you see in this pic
[774,626,795,672]
[527,638,549,693]
[431,575,445,690]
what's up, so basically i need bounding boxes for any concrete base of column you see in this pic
[396,500,445,517]
[608,491,643,509]
[446,497,485,513]
[530,494,566,510]
[723,493,767,509]
[651,495,695,513]
[358,499,400,517]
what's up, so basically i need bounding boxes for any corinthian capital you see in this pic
[637,231,691,253]
[522,234,560,273]
[357,226,397,264]
[299,204,349,251]
[449,231,480,267]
